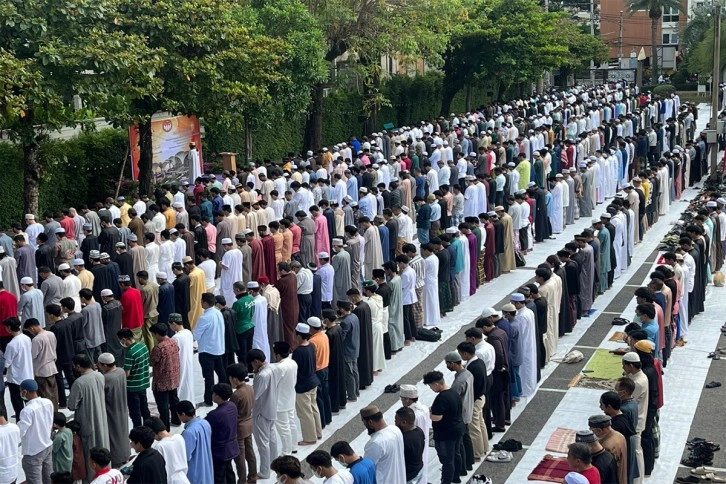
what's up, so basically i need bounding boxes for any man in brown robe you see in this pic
[274,262,300,349]
[259,226,278,284]
[245,230,266,281]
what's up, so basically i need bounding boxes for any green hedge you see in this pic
[0,129,128,228]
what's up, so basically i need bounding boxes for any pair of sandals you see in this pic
[677,467,726,483]
[384,384,400,394]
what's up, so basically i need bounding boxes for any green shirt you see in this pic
[52,428,73,473]
[124,341,150,392]
[232,294,255,334]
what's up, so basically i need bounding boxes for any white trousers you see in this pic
[275,409,297,455]
[253,415,278,479]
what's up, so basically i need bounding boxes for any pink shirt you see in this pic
[289,223,302,254]
[205,224,217,252]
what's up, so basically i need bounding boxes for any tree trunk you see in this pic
[651,18,659,85]
[304,82,324,151]
[465,83,473,112]
[245,118,253,163]
[137,119,154,197]
[22,142,40,217]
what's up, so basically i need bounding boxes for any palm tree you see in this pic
[627,0,684,85]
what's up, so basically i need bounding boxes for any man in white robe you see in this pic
[549,177,564,234]
[458,233,471,301]
[511,293,538,398]
[421,245,440,327]
[536,267,561,361]
[249,282,270,361]
[363,282,386,373]
[361,218,383,280]
[658,164,670,216]
[170,314,195,403]
[362,405,407,484]
[58,263,82,310]
[611,209,627,278]
[158,232,175,282]
[220,238,244,307]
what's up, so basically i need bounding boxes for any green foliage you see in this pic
[651,84,677,97]
[688,21,726,75]
[0,129,128,227]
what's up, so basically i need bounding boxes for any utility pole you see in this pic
[590,0,596,85]
[710,3,721,179]
[618,10,624,61]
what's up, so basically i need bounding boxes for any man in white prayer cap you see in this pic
[18,277,45,325]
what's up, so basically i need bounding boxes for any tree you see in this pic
[557,20,610,88]
[627,0,684,85]
[0,0,161,215]
[440,0,581,114]
[110,0,290,194]
[301,0,463,150]
[686,20,726,76]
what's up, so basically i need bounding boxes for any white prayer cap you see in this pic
[443,141,449,146]
[401,206,409,214]
[510,293,525,302]
[318,251,330,259]
[600,213,612,219]
[100,252,110,259]
[73,258,85,266]
[128,234,138,241]
[400,384,418,398]
[20,277,34,285]
[390,177,399,182]
[569,168,576,172]
[592,219,602,225]
[307,150,313,156]
[501,303,516,312]
[101,289,114,297]
[117,196,125,201]
[390,155,397,160]
[172,202,183,208]
[115,242,126,248]
[156,272,168,280]
[97,353,116,365]
[507,162,515,167]
[527,182,536,187]
[344,195,353,202]
[307,317,322,328]
[221,237,233,245]
[578,162,587,167]
[359,187,368,194]
[516,189,526,195]
[295,323,310,334]
[244,229,254,235]
[717,198,726,205]
[588,156,597,161]
[480,307,499,318]
[169,228,178,234]
[90,250,101,259]
[350,202,358,207]
[246,281,259,289]
[469,152,477,157]
[54,227,65,234]
[57,263,71,271]
[555,173,563,178]
[0,247,5,255]
[25,214,35,220]
[322,147,328,152]
[332,238,344,246]
[707,201,717,208]
[445,227,457,234]
[371,164,379,169]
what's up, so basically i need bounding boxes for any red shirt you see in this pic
[59,216,76,240]
[579,465,601,484]
[119,287,144,329]
[0,290,18,337]
[149,337,181,391]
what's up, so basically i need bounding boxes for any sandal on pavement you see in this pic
[705,381,722,388]
[676,476,701,484]
[692,466,719,476]
[485,450,512,463]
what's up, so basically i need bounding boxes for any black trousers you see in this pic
[316,368,332,426]
[490,371,510,429]
[55,362,76,408]
[7,383,23,420]
[235,328,254,367]
[127,390,151,428]
[153,388,180,431]
[643,408,657,475]
[461,425,474,471]
[213,458,236,484]
[199,352,227,405]
[298,293,313,323]
[403,305,416,340]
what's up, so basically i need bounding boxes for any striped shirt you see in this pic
[123,342,150,392]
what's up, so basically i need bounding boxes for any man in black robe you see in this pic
[347,288,374,390]
[80,224,100,267]
[101,254,121,295]
[432,238,452,316]
[101,292,125,366]
[602,213,617,289]
[156,274,175,327]
[383,209,398,261]
[528,185,549,242]
[320,201,336,249]
[323,309,347,413]
[171,262,191,330]
[98,216,121,261]
[114,243,135,286]
[90,251,119,301]
[492,215,504,279]
[559,249,580,328]
[35,233,55,279]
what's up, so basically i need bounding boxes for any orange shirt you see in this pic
[310,331,329,370]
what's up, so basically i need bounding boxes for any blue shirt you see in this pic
[182,417,213,484]
[193,307,225,355]
[348,456,377,484]
[641,319,659,357]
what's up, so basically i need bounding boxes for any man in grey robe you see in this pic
[13,235,36,284]
[578,163,594,218]
[383,261,405,352]
[97,352,130,467]
[101,293,125,366]
[68,353,110,479]
[0,249,19,299]
[344,226,362,291]
[18,277,45,325]
[296,211,316,268]
[574,236,595,316]
[331,239,351,309]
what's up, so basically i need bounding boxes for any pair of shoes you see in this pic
[491,427,507,433]
[705,381,722,388]
[471,475,493,484]
[384,384,400,393]
[485,450,512,463]
[708,352,721,360]
[676,476,701,483]
[493,439,523,452]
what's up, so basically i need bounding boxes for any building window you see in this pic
[663,33,679,45]
[663,7,679,23]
